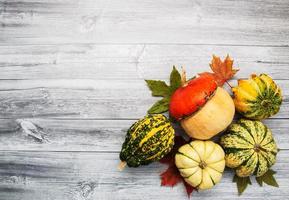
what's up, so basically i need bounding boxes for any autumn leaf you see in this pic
[256,169,279,187]
[232,169,279,195]
[145,80,170,97]
[160,136,196,197]
[147,97,170,114]
[146,66,182,114]
[169,66,182,93]
[201,55,239,86]
[160,164,182,187]
[183,180,196,197]
[233,175,252,195]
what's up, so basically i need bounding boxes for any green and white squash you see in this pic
[220,119,278,177]
[175,140,225,190]
[232,74,282,120]
[119,114,175,169]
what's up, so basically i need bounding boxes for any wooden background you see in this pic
[0,0,288,199]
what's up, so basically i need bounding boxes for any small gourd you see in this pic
[221,119,278,177]
[175,140,225,190]
[119,114,174,169]
[232,74,282,120]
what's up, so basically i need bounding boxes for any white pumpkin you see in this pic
[175,140,225,190]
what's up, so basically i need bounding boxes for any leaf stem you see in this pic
[225,81,233,88]
[181,67,187,87]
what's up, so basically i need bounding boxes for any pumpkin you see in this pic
[175,140,225,190]
[232,74,282,120]
[220,119,278,177]
[169,73,235,140]
[119,114,174,169]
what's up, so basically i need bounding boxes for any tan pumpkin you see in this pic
[175,140,225,190]
[180,87,235,139]
[169,74,235,140]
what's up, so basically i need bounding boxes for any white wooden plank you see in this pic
[0,118,287,151]
[0,79,287,119]
[1,0,289,45]
[0,150,288,200]
[0,44,289,80]
[0,1,288,199]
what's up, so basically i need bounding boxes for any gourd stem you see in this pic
[199,161,207,169]
[181,67,187,87]
[118,161,127,171]
[254,144,267,153]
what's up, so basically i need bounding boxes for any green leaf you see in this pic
[256,169,279,188]
[233,175,251,195]
[147,97,169,114]
[145,80,170,97]
[145,66,182,114]
[169,66,181,94]
[256,176,263,186]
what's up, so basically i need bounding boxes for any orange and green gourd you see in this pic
[119,114,174,168]
[220,119,278,177]
[232,74,282,120]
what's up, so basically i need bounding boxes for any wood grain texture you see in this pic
[0,118,288,151]
[0,150,288,200]
[0,44,289,80]
[0,0,289,199]
[0,79,288,119]
[1,0,289,45]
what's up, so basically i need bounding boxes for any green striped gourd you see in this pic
[119,114,174,169]
[220,119,278,177]
[232,74,282,120]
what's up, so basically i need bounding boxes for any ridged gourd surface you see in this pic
[175,141,225,190]
[221,119,278,177]
[120,114,174,167]
[232,74,282,120]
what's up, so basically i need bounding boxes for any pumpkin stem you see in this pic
[118,161,127,171]
[181,67,187,87]
[199,161,207,169]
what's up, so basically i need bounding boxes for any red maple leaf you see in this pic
[183,180,196,197]
[159,136,196,197]
[200,54,239,86]
[160,164,182,187]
